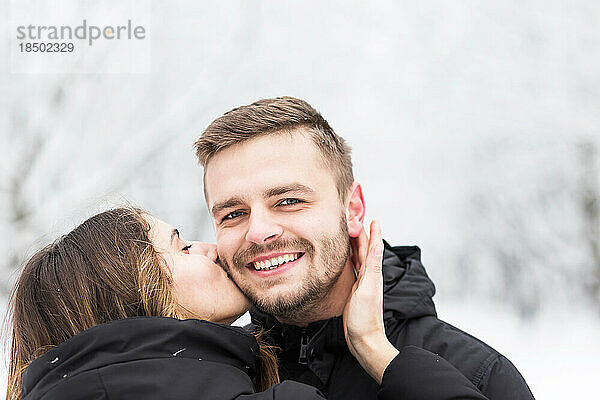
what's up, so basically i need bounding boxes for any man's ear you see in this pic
[345,182,366,238]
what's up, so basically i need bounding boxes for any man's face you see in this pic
[204,131,351,320]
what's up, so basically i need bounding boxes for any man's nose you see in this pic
[245,210,283,244]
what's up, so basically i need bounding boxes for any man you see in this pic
[194,97,534,399]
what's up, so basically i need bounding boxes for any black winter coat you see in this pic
[21,315,491,400]
[249,242,535,400]
[21,317,325,400]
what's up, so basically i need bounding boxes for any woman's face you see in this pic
[146,215,251,324]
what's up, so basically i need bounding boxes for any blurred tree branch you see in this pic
[579,140,600,308]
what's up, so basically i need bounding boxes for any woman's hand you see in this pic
[343,221,399,384]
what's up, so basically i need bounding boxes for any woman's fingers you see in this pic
[351,221,383,285]
[350,239,359,276]
[350,226,369,276]
[343,220,386,357]
[366,220,383,274]
[353,221,384,299]
[357,227,370,272]
[357,227,369,267]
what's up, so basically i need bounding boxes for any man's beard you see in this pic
[219,215,351,322]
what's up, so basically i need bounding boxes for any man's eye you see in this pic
[223,210,245,221]
[279,198,303,206]
[181,244,192,253]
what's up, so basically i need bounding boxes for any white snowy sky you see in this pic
[2,1,599,397]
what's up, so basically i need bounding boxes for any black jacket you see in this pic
[249,242,535,400]
[20,315,487,400]
[21,317,325,400]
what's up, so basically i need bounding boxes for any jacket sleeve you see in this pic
[377,346,490,400]
[479,355,535,400]
[237,380,325,400]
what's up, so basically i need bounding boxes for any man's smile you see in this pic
[248,251,305,271]
[243,252,306,276]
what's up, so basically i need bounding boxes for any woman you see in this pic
[6,207,488,400]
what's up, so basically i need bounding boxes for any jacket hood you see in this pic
[381,241,437,321]
[21,317,259,399]
[251,240,437,331]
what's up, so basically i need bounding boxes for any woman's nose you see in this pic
[188,242,218,261]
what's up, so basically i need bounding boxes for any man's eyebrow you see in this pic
[264,183,315,198]
[170,229,179,247]
[211,197,245,216]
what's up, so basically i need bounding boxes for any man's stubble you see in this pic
[219,215,351,323]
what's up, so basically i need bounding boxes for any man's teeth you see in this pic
[253,253,300,271]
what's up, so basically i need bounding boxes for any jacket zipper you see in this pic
[298,329,309,364]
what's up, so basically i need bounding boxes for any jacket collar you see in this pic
[22,317,259,398]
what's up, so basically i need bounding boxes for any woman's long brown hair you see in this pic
[5,207,279,399]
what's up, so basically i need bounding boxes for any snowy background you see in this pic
[2,1,600,398]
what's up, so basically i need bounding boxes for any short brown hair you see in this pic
[194,96,354,201]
